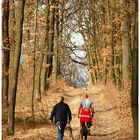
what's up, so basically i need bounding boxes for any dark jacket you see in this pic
[50,101,72,123]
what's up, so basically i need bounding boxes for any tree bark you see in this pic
[8,0,16,98]
[41,0,50,93]
[131,0,138,139]
[32,0,41,102]
[52,2,59,84]
[110,0,116,85]
[2,0,10,115]
[46,0,56,88]
[7,0,25,134]
[121,0,129,88]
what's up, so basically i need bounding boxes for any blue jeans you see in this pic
[56,121,66,140]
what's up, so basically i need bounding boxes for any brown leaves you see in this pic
[22,46,31,53]
[25,55,33,63]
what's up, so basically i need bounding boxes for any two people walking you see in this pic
[50,94,94,140]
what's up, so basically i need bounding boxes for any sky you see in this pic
[70,32,86,60]
[69,32,89,87]
[70,32,84,47]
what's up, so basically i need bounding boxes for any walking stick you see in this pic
[68,122,74,140]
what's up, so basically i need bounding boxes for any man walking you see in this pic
[50,96,72,140]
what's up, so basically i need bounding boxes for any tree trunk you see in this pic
[131,1,138,139]
[41,0,50,94]
[110,0,116,85]
[103,52,107,85]
[7,0,25,135]
[32,0,41,102]
[2,0,10,116]
[52,2,59,85]
[121,0,129,88]
[46,0,55,79]
[86,41,95,86]
[8,0,16,98]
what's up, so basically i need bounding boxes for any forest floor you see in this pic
[2,83,133,140]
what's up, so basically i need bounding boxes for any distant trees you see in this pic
[64,0,135,89]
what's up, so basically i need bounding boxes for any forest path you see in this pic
[64,87,128,140]
[45,86,133,140]
[2,86,133,140]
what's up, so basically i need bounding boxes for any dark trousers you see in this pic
[56,121,67,140]
[80,122,91,140]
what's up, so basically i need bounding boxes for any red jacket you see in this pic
[80,108,92,126]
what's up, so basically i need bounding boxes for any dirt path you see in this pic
[65,87,133,140]
[2,86,133,140]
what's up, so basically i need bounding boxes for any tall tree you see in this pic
[47,0,55,76]
[52,1,59,84]
[9,0,16,87]
[31,0,39,119]
[121,0,129,88]
[7,0,25,134]
[41,0,50,93]
[2,0,10,113]
[45,0,56,89]
[32,0,41,102]
[131,0,138,139]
